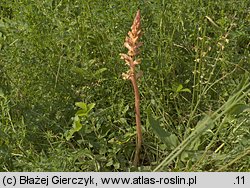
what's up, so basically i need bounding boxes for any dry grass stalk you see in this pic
[120,10,143,166]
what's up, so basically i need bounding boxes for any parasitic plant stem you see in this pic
[120,10,143,166]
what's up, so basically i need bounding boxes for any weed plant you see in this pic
[0,0,249,171]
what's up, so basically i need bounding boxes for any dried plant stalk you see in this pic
[120,10,143,166]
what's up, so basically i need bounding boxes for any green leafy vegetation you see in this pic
[0,0,249,171]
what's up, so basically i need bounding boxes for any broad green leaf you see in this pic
[106,159,113,167]
[76,109,88,117]
[180,151,189,162]
[75,102,87,112]
[65,130,74,141]
[65,116,83,140]
[180,88,191,93]
[87,103,95,111]
[93,68,107,77]
[147,109,169,140]
[168,134,179,149]
[227,104,250,116]
[147,108,179,149]
[73,116,82,131]
[75,103,95,116]
[176,84,183,92]
[196,114,214,133]
[172,83,191,93]
[114,162,120,169]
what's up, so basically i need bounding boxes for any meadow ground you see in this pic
[0,0,249,171]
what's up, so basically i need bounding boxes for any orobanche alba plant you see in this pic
[120,10,143,166]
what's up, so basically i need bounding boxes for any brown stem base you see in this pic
[130,73,142,167]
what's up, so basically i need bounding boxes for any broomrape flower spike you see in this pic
[120,10,143,166]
